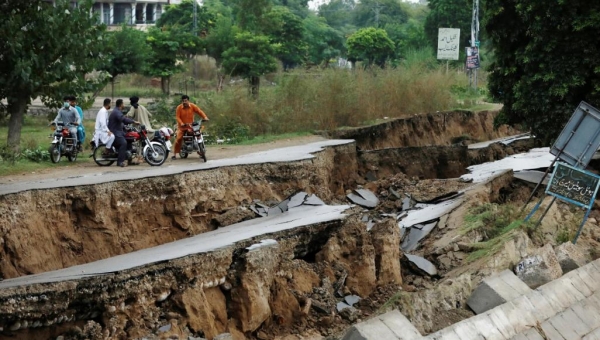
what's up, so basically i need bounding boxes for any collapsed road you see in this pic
[3,109,590,340]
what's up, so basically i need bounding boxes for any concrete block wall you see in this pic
[341,258,600,340]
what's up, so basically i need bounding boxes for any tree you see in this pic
[263,6,307,70]
[99,25,149,99]
[485,0,600,143]
[143,28,185,95]
[232,0,272,32]
[273,0,310,18]
[204,15,239,91]
[347,27,395,68]
[303,15,345,67]
[353,0,408,28]
[222,32,278,98]
[0,0,105,150]
[157,0,216,34]
[318,0,356,33]
[424,0,472,58]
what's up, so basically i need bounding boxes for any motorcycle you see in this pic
[177,120,207,162]
[154,126,173,157]
[48,121,79,163]
[92,124,167,167]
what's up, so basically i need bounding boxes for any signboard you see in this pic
[466,47,480,69]
[546,162,600,209]
[550,101,600,168]
[437,28,460,60]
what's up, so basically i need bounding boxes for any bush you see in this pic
[21,147,50,162]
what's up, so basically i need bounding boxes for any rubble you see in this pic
[515,244,563,288]
[404,254,438,277]
[554,242,587,273]
[347,189,379,208]
[250,191,326,217]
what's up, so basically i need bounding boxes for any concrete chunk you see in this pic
[468,270,529,314]
[470,314,506,340]
[523,328,545,340]
[559,308,590,337]
[555,242,587,274]
[487,307,517,339]
[515,244,563,289]
[452,319,486,340]
[583,328,600,340]
[540,320,567,340]
[341,317,400,340]
[378,310,423,340]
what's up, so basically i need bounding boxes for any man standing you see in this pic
[93,98,115,152]
[172,95,209,160]
[68,96,85,151]
[127,96,154,132]
[53,96,80,146]
[108,99,138,167]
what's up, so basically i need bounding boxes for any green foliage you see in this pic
[233,0,273,32]
[0,0,105,149]
[205,118,251,144]
[460,203,535,262]
[353,0,408,28]
[157,0,216,33]
[143,28,186,93]
[424,0,472,60]
[99,25,149,81]
[303,15,345,66]
[204,15,239,66]
[347,27,395,68]
[222,32,278,97]
[263,6,307,69]
[273,0,310,18]
[318,0,356,33]
[485,0,600,144]
[0,146,50,163]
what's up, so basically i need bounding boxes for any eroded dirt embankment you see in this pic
[0,215,402,340]
[0,144,358,279]
[329,110,520,150]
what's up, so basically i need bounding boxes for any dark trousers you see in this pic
[113,136,128,165]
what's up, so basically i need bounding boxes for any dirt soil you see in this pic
[0,135,328,185]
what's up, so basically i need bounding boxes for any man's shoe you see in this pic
[118,163,127,168]
[171,156,177,160]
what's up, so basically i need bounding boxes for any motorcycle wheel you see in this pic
[179,149,189,159]
[93,145,115,166]
[49,144,61,163]
[67,149,78,162]
[200,142,207,162]
[145,144,167,166]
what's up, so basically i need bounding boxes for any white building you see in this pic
[45,1,177,26]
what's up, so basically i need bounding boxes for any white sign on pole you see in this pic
[437,28,460,60]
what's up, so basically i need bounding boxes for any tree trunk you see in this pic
[6,96,29,152]
[111,79,115,100]
[250,76,260,99]
[160,76,171,95]
[216,72,225,93]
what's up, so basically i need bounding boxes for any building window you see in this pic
[113,3,132,25]
[146,4,155,23]
[135,3,144,24]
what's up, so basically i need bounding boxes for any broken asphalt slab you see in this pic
[405,254,438,277]
[0,140,355,196]
[0,203,350,289]
[347,188,380,208]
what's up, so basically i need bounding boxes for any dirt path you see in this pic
[0,135,329,185]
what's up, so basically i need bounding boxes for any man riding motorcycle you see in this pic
[53,97,80,145]
[172,95,209,160]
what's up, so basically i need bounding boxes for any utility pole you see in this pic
[471,0,479,90]
[372,2,384,27]
[193,0,198,35]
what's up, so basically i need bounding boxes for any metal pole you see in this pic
[524,195,545,221]
[573,208,592,244]
[532,197,557,229]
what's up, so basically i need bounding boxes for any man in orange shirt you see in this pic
[172,95,210,160]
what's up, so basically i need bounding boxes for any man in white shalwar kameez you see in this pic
[93,98,115,149]
[127,96,154,132]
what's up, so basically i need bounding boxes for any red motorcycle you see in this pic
[177,120,207,162]
[48,121,79,163]
[92,124,167,166]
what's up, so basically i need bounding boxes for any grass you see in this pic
[460,203,535,262]
[232,131,314,146]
